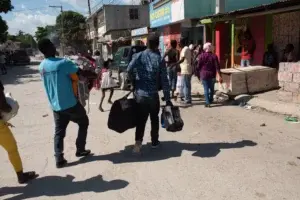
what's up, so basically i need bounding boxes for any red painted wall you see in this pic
[250,16,266,65]
[215,23,229,68]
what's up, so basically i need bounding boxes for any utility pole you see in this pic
[87,0,91,15]
[49,5,64,56]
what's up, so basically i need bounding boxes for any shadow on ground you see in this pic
[0,175,129,200]
[68,140,257,166]
[1,65,40,86]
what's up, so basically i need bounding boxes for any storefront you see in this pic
[200,0,300,68]
[149,0,199,55]
[131,27,149,46]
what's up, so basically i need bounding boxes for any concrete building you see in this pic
[86,4,149,60]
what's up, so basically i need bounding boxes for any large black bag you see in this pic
[108,92,137,133]
[161,106,184,132]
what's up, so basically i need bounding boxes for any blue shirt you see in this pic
[127,49,170,101]
[39,57,78,111]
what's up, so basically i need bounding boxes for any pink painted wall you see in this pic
[250,16,266,65]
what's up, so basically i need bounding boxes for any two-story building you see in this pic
[86,4,149,60]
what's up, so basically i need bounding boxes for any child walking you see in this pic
[99,60,117,112]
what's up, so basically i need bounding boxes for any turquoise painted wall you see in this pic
[184,0,281,19]
[224,0,280,12]
[184,0,216,19]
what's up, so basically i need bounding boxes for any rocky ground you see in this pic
[0,64,300,200]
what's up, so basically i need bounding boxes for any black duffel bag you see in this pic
[108,92,137,133]
[161,106,184,132]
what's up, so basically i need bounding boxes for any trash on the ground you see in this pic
[239,101,247,107]
[244,105,253,110]
[285,116,299,123]
[259,132,263,136]
[260,123,266,127]
[213,91,229,103]
[42,114,49,117]
[234,94,253,106]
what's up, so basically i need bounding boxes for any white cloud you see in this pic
[60,0,97,12]
[6,12,56,35]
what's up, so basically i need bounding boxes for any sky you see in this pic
[1,0,141,35]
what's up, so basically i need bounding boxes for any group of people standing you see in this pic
[163,38,222,107]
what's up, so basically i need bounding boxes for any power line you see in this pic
[11,7,48,12]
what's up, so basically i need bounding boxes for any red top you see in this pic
[241,39,255,60]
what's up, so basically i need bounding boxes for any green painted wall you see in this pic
[265,15,273,50]
[184,0,216,19]
[225,0,280,12]
[184,0,281,19]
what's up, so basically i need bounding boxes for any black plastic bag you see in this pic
[161,106,184,132]
[108,92,137,133]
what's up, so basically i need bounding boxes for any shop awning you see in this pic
[200,0,300,24]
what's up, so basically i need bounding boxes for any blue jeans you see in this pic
[241,59,251,67]
[167,67,177,90]
[182,74,192,103]
[202,79,215,105]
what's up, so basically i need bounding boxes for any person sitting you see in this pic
[281,43,296,62]
[262,43,278,69]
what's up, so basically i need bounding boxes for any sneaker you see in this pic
[151,141,161,149]
[56,159,68,168]
[132,141,142,154]
[75,149,91,157]
[205,104,211,108]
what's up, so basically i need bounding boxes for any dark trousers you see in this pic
[0,64,7,74]
[202,79,215,104]
[135,94,160,143]
[53,103,89,162]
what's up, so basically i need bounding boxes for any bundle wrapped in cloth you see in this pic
[1,93,19,122]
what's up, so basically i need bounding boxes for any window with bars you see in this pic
[129,8,139,20]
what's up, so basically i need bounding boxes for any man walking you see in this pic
[172,38,192,105]
[127,34,172,154]
[38,39,94,168]
[0,51,7,75]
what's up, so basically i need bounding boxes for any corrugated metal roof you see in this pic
[200,0,300,20]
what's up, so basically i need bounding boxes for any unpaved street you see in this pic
[0,64,300,200]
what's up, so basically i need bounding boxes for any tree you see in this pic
[0,0,14,13]
[0,17,8,43]
[0,0,13,43]
[35,27,48,42]
[56,11,87,51]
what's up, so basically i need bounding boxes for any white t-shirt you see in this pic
[180,46,192,75]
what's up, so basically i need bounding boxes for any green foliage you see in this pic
[6,31,37,49]
[0,0,14,13]
[56,11,87,49]
[0,16,8,43]
[35,27,48,42]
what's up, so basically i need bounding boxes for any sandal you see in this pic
[18,171,38,184]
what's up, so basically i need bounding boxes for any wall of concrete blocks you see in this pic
[278,62,300,103]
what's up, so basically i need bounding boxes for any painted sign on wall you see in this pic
[150,1,172,28]
[150,0,185,28]
[131,27,148,37]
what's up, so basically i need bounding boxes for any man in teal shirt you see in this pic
[38,39,94,168]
